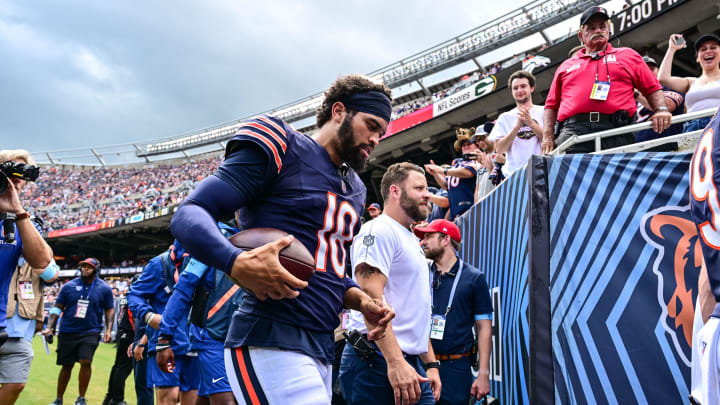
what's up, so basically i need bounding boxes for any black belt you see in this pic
[6,337,22,341]
[562,112,614,125]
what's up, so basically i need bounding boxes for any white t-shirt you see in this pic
[489,104,544,175]
[347,214,431,355]
[691,315,720,405]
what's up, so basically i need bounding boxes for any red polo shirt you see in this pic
[544,44,662,122]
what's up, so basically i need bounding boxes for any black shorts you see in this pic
[57,332,101,366]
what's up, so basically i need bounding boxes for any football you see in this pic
[229,227,316,281]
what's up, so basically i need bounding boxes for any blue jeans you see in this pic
[436,357,474,405]
[339,344,435,405]
[683,116,712,133]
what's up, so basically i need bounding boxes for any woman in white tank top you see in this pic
[659,33,720,132]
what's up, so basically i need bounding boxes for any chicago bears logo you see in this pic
[640,205,702,366]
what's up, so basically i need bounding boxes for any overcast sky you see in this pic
[0,0,583,156]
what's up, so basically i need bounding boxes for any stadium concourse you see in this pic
[14,0,720,403]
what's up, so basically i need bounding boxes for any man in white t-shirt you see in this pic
[489,70,544,176]
[340,162,441,405]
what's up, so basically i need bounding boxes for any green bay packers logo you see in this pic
[474,76,497,98]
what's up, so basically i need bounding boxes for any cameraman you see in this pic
[0,150,52,270]
[0,149,53,403]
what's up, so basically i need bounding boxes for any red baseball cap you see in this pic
[78,257,100,270]
[414,219,461,243]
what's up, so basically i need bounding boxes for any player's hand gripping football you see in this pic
[230,235,308,300]
[359,297,395,341]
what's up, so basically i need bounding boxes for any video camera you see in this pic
[0,161,39,195]
[1,161,40,244]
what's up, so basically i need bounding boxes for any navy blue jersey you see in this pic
[221,116,365,361]
[635,86,686,142]
[690,107,720,304]
[172,115,366,362]
[56,277,114,334]
[446,158,477,220]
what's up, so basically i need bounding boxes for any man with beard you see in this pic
[170,74,395,404]
[43,258,115,405]
[541,6,672,154]
[489,70,543,176]
[414,219,493,405]
[340,162,442,405]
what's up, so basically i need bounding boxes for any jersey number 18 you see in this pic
[315,192,359,277]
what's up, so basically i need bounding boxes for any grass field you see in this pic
[17,337,137,405]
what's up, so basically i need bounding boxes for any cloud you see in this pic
[0,0,528,156]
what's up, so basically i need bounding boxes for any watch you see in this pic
[424,360,441,370]
[15,212,29,221]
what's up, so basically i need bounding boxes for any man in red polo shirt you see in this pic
[541,6,673,154]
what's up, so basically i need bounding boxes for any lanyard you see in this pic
[593,52,611,83]
[432,260,464,316]
[81,279,96,300]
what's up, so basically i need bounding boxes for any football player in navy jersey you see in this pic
[171,75,395,404]
[690,107,720,405]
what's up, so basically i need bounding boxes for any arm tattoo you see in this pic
[355,263,379,279]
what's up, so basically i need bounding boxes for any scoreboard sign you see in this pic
[611,0,687,35]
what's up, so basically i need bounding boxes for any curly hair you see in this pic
[508,70,535,88]
[316,74,392,128]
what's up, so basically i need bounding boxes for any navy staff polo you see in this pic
[430,259,493,355]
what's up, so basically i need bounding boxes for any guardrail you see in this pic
[551,107,717,155]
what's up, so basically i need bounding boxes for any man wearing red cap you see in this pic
[414,219,493,405]
[367,202,382,219]
[43,258,115,405]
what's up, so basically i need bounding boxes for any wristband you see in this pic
[155,344,171,352]
[657,106,669,112]
[49,307,62,316]
[143,312,156,324]
[138,343,147,348]
[15,212,29,221]
[443,168,448,176]
[39,263,59,282]
[423,360,441,370]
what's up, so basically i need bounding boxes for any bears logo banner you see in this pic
[457,152,699,404]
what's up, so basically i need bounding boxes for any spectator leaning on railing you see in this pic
[658,33,720,133]
[634,56,686,152]
[542,6,672,154]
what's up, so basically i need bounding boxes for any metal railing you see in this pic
[130,0,596,157]
[551,107,717,155]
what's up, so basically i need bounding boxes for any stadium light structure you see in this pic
[131,0,594,158]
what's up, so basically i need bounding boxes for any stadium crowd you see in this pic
[1,3,720,405]
[20,158,221,232]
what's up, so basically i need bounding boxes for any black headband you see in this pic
[340,91,392,123]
